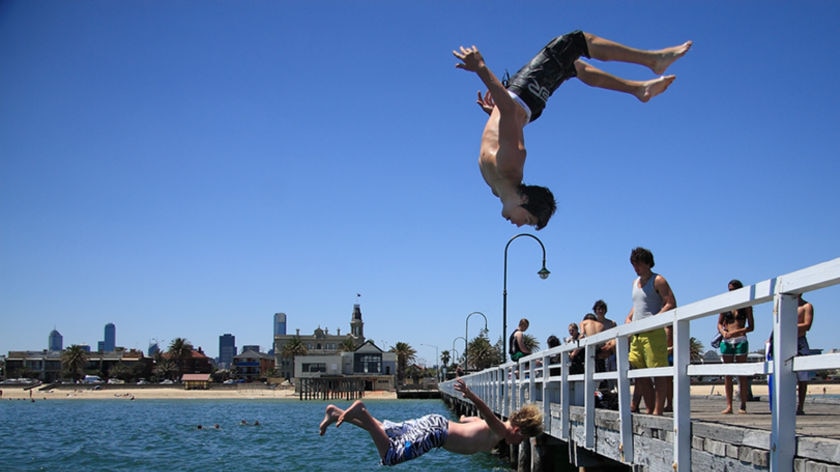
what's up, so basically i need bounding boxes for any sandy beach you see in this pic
[0,384,399,401]
[4,382,840,402]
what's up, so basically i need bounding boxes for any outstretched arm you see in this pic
[454,378,518,443]
[453,46,518,115]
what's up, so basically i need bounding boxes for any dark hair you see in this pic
[583,313,597,321]
[629,247,655,267]
[728,279,743,289]
[518,184,556,230]
[592,299,607,312]
[546,335,560,348]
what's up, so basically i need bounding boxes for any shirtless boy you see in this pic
[319,378,542,466]
[453,32,692,229]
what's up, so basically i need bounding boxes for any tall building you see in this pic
[103,323,116,352]
[274,313,287,336]
[219,333,236,369]
[350,303,364,339]
[48,329,63,352]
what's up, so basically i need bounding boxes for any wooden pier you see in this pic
[297,376,365,401]
[440,257,840,471]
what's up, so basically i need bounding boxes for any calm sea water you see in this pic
[0,398,512,471]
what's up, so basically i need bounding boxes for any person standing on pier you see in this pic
[717,279,755,414]
[625,247,676,416]
[593,300,618,372]
[319,378,543,466]
[796,294,815,415]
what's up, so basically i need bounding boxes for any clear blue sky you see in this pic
[2,1,839,365]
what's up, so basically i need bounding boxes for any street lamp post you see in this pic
[503,233,550,358]
[452,336,467,368]
[465,311,487,370]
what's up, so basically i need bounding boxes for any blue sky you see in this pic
[2,1,839,365]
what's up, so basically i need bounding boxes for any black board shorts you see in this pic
[506,30,590,122]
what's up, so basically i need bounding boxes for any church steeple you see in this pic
[350,303,364,340]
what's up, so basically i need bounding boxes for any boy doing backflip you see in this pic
[454,31,691,230]
[319,378,542,466]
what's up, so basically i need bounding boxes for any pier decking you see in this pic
[440,257,840,471]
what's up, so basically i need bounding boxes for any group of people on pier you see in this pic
[317,25,813,468]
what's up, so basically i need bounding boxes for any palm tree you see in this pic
[390,342,416,384]
[440,350,451,368]
[168,338,193,379]
[61,345,88,382]
[281,336,308,379]
[689,337,704,363]
[339,337,357,352]
[154,357,178,381]
[466,333,503,370]
[522,333,540,353]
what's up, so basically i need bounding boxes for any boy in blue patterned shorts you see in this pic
[319,378,543,466]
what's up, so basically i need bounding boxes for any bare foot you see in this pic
[721,407,733,415]
[652,41,692,75]
[319,404,342,436]
[336,400,367,428]
[738,408,747,415]
[636,75,676,103]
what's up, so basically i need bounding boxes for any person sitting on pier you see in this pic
[319,378,543,466]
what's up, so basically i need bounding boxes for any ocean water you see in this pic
[0,398,512,471]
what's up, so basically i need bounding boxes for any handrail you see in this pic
[441,256,840,471]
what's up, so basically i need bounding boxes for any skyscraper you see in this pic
[274,313,287,336]
[103,323,116,352]
[219,333,236,369]
[48,329,63,352]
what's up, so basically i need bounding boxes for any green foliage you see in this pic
[61,345,89,381]
[339,337,357,352]
[167,338,194,378]
[390,342,416,384]
[466,330,503,370]
[440,350,451,367]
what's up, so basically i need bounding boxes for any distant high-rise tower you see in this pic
[103,323,116,352]
[274,313,287,336]
[48,329,63,352]
[219,333,236,369]
[350,303,364,340]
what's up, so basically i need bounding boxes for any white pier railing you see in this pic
[440,257,840,472]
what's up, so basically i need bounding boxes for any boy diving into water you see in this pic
[319,378,542,466]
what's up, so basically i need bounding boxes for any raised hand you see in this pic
[476,90,495,115]
[453,45,485,72]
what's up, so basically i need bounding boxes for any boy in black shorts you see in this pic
[454,31,691,230]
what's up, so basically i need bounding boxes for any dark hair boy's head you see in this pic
[518,184,556,230]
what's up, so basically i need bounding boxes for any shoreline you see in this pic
[4,382,840,402]
[0,384,399,401]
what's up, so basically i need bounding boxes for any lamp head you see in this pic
[538,267,550,280]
